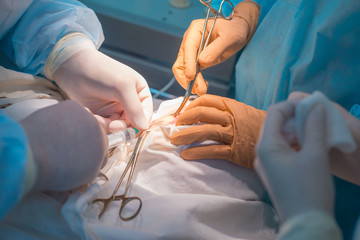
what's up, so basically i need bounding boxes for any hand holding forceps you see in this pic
[174,0,235,115]
[91,131,150,221]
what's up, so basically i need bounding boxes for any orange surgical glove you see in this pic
[172,0,260,96]
[171,94,266,169]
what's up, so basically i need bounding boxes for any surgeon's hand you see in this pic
[171,94,266,168]
[20,100,108,192]
[254,100,335,221]
[172,0,260,96]
[53,48,153,133]
[287,91,360,186]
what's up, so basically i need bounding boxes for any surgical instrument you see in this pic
[107,128,136,149]
[91,130,150,221]
[174,0,234,115]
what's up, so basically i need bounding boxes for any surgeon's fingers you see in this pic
[256,101,295,160]
[137,80,153,123]
[287,91,311,104]
[176,106,232,126]
[91,112,129,134]
[199,35,238,68]
[108,119,129,133]
[184,94,228,112]
[181,145,231,160]
[171,124,233,145]
[114,84,149,131]
[173,50,208,96]
[302,104,327,155]
[183,19,204,80]
[173,44,190,90]
[92,114,111,133]
[192,71,208,96]
[264,101,295,142]
[85,106,113,134]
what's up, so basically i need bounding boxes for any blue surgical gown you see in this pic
[234,0,360,110]
[0,0,103,220]
[0,0,104,76]
[0,111,30,220]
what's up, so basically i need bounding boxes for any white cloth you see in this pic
[0,66,64,121]
[295,91,356,153]
[61,97,278,240]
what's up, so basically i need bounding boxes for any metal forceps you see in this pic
[91,130,150,221]
[174,0,234,115]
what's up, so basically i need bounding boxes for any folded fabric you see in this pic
[295,91,356,153]
[0,66,64,107]
[0,66,64,121]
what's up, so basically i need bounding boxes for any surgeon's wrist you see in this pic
[234,0,260,43]
[44,32,97,80]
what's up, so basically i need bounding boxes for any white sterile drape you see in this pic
[62,98,279,240]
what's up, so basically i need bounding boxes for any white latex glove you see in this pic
[287,92,360,186]
[20,100,108,192]
[254,100,335,221]
[50,44,153,133]
[172,0,260,96]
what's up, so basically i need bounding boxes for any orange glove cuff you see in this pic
[234,0,260,43]
[229,101,266,168]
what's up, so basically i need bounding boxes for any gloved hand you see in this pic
[172,0,260,96]
[170,94,266,168]
[51,48,153,133]
[254,100,335,221]
[20,100,108,192]
[287,91,360,186]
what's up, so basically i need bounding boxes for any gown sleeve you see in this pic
[0,111,35,220]
[0,0,104,76]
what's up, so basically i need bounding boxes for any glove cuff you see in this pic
[230,101,266,169]
[44,32,96,80]
[234,0,260,44]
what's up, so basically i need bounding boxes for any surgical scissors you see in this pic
[91,130,150,221]
[174,0,234,115]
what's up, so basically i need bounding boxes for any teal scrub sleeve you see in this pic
[350,104,360,119]
[0,0,104,76]
[0,111,35,220]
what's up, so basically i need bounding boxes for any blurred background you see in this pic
[78,0,238,99]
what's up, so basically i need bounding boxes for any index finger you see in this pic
[115,75,152,131]
[183,19,205,80]
[257,101,296,153]
[184,94,228,112]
